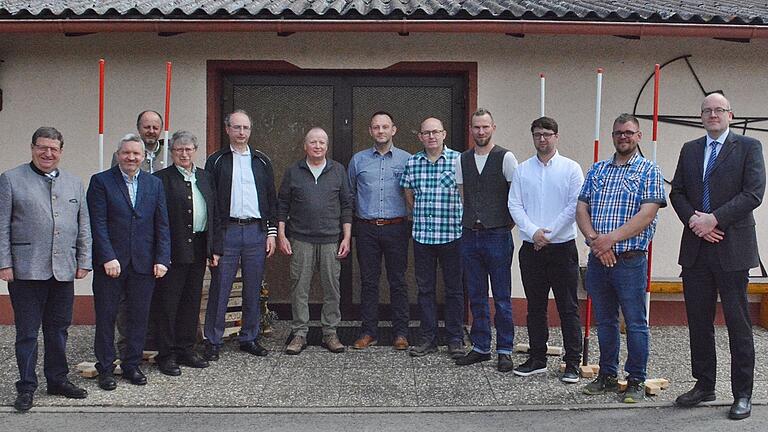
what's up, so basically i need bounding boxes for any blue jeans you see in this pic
[8,279,74,393]
[461,228,514,354]
[585,252,649,382]
[413,239,464,346]
[205,223,266,346]
[356,221,410,339]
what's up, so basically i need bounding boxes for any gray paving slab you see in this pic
[0,323,767,410]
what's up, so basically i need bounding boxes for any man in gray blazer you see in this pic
[0,127,92,412]
[670,93,766,420]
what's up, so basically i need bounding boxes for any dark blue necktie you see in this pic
[702,141,718,212]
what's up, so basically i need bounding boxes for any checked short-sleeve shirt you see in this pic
[400,147,463,245]
[578,152,667,254]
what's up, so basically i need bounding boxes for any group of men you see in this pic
[1,94,764,420]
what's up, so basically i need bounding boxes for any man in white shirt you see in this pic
[508,116,584,383]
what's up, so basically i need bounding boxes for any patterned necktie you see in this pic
[702,141,718,212]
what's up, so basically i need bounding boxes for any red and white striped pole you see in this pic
[582,67,603,367]
[645,64,661,323]
[98,59,105,172]
[540,73,546,117]
[163,61,172,168]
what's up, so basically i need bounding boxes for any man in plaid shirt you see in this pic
[400,117,464,358]
[576,113,666,404]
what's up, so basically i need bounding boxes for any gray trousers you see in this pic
[290,239,341,337]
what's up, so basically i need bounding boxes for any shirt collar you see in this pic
[609,151,640,167]
[536,150,560,167]
[707,129,729,146]
[372,145,394,157]
[230,144,251,156]
[28,161,59,178]
[120,167,139,182]
[175,164,196,178]
[416,146,447,161]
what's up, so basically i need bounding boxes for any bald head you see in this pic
[304,127,329,163]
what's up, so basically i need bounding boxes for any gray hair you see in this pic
[117,133,144,152]
[171,130,198,150]
[224,109,252,127]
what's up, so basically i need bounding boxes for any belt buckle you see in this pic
[375,219,385,226]
[238,218,248,225]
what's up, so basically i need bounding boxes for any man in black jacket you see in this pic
[152,131,216,375]
[278,127,353,355]
[203,110,278,361]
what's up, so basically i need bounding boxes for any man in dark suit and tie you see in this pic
[670,93,766,420]
[151,131,216,375]
[87,134,171,390]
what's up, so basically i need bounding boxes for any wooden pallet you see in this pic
[513,343,563,356]
[76,351,158,378]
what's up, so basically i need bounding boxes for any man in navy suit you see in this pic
[670,93,766,420]
[87,134,171,390]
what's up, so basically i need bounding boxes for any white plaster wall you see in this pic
[0,31,766,297]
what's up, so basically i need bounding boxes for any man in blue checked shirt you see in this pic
[400,117,464,358]
[575,113,666,404]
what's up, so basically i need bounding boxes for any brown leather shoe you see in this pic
[321,334,346,353]
[352,335,377,350]
[392,336,409,351]
[285,335,307,355]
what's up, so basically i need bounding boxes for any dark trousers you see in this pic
[519,240,582,365]
[462,227,515,354]
[682,242,754,398]
[413,238,464,346]
[204,223,266,346]
[8,279,74,393]
[93,265,155,373]
[151,234,207,360]
[356,221,410,338]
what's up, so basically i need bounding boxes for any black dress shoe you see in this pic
[157,356,181,376]
[14,392,33,412]
[240,341,268,356]
[497,354,515,373]
[455,350,491,366]
[122,367,147,385]
[47,380,88,399]
[178,352,210,369]
[98,373,117,391]
[204,341,220,361]
[729,397,751,420]
[675,386,716,407]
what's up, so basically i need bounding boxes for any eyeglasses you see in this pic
[611,130,639,138]
[228,125,251,132]
[701,107,731,116]
[532,132,556,140]
[171,147,196,153]
[32,144,61,154]
[419,129,444,137]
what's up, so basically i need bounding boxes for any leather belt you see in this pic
[617,250,646,259]
[229,217,261,225]
[359,217,406,226]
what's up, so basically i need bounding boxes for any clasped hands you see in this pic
[588,232,618,268]
[689,211,724,243]
[103,260,167,279]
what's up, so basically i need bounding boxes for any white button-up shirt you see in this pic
[229,145,262,219]
[508,151,584,244]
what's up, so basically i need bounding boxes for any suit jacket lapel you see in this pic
[110,166,134,210]
[135,171,148,210]
[693,137,705,183]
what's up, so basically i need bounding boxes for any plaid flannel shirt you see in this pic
[578,152,667,254]
[400,147,463,244]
